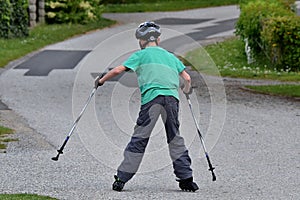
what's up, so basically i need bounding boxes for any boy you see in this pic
[95,21,198,192]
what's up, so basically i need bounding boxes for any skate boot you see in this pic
[177,177,199,192]
[112,175,125,192]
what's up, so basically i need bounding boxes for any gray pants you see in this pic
[117,95,193,182]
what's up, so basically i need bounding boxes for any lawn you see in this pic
[0,194,57,200]
[0,126,15,150]
[104,0,240,12]
[185,37,300,97]
[185,37,300,82]
[245,85,300,98]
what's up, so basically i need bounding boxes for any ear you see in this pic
[139,40,147,45]
[139,40,148,49]
[157,38,161,44]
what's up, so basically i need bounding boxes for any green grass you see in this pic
[185,37,300,82]
[0,126,13,135]
[0,194,57,200]
[245,85,300,98]
[0,126,15,150]
[104,0,239,12]
[0,19,115,68]
[185,37,300,97]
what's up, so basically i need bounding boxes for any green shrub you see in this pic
[235,0,294,53]
[10,0,29,37]
[101,0,138,3]
[101,0,184,4]
[261,15,300,71]
[0,0,28,38]
[0,0,11,38]
[277,0,297,12]
[239,0,296,11]
[45,0,103,24]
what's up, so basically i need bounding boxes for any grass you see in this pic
[0,18,115,68]
[0,126,16,150]
[245,85,300,98]
[104,0,239,13]
[0,194,57,200]
[185,37,300,97]
[185,37,300,82]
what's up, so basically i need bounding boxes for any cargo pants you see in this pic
[116,95,193,182]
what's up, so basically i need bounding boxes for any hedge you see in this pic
[103,0,158,3]
[261,15,300,70]
[235,0,299,71]
[235,0,294,52]
[239,0,296,11]
[0,0,28,38]
[45,0,104,24]
[0,0,11,38]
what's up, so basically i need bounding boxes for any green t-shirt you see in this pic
[123,46,185,105]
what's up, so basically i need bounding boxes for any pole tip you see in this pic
[212,172,216,181]
[51,155,59,161]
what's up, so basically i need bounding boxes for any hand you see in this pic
[94,75,104,89]
[183,87,193,95]
[181,84,193,95]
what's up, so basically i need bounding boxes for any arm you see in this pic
[180,70,192,94]
[98,65,127,85]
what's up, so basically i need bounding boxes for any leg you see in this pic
[162,96,193,180]
[116,98,163,183]
[162,96,198,191]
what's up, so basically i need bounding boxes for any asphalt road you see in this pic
[0,4,299,200]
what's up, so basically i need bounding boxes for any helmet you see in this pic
[135,21,161,42]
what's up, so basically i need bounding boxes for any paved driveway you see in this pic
[0,4,299,200]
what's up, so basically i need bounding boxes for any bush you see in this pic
[235,0,294,53]
[0,0,11,38]
[101,0,175,4]
[10,0,29,37]
[261,15,300,71]
[236,0,299,71]
[239,0,296,11]
[45,0,103,24]
[101,0,138,3]
[0,0,28,38]
[277,0,297,12]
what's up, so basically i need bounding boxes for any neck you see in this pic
[146,42,157,47]
[139,40,158,49]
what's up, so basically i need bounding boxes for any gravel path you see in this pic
[1,74,299,200]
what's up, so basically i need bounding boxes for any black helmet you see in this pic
[135,21,161,42]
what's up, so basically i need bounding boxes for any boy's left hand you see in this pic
[183,86,193,95]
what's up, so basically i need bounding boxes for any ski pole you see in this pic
[52,75,103,161]
[185,94,216,181]
[51,87,96,161]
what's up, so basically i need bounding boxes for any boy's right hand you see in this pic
[94,75,104,89]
